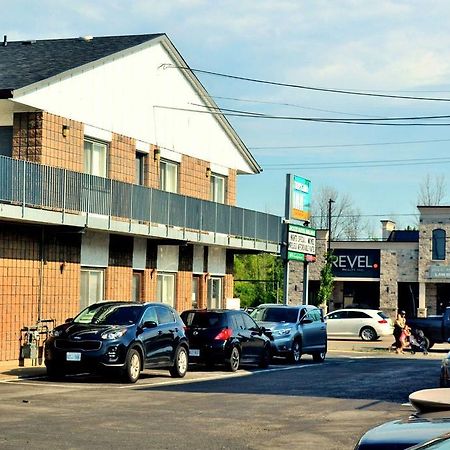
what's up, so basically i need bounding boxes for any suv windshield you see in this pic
[181,311,226,328]
[252,307,299,323]
[74,304,142,326]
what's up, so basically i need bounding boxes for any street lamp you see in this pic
[327,198,335,256]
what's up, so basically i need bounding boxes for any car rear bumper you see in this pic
[187,341,229,364]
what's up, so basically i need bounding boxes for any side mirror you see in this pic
[65,317,74,323]
[301,317,313,325]
[143,320,158,329]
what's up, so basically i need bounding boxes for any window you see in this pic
[155,305,176,324]
[141,306,158,324]
[135,152,146,185]
[207,277,222,309]
[80,268,104,310]
[210,173,226,204]
[84,139,107,177]
[347,311,371,319]
[157,273,176,307]
[160,160,178,193]
[242,313,258,330]
[192,275,201,308]
[132,271,143,302]
[327,311,348,320]
[432,229,446,260]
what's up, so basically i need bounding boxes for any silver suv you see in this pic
[251,304,327,363]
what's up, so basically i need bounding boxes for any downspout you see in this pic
[37,227,45,322]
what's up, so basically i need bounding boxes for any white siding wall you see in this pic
[12,41,254,173]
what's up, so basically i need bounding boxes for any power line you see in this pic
[249,137,450,150]
[262,156,450,170]
[163,64,450,102]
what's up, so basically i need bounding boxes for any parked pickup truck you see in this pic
[408,307,450,348]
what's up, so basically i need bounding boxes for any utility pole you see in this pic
[328,198,335,256]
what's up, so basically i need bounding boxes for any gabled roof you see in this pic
[0,34,164,94]
[0,33,261,173]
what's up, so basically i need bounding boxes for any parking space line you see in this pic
[118,364,319,389]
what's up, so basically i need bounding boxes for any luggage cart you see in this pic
[18,319,56,366]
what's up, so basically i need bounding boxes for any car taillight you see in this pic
[214,328,233,340]
[378,320,388,324]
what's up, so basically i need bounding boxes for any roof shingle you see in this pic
[0,34,164,92]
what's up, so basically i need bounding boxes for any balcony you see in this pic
[0,155,281,252]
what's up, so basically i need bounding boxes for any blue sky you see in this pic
[3,1,450,236]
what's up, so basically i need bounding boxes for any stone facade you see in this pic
[297,209,450,320]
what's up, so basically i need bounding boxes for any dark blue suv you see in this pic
[44,301,189,383]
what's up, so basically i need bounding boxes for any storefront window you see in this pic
[432,229,446,260]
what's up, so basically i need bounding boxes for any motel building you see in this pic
[288,208,450,320]
[0,34,281,362]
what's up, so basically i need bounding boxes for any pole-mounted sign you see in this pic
[285,174,311,222]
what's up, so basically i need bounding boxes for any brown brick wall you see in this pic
[176,271,192,312]
[105,235,133,300]
[180,155,210,200]
[41,112,84,171]
[227,169,236,206]
[0,223,80,361]
[109,133,135,183]
[13,112,84,171]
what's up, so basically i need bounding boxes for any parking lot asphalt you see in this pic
[1,336,447,382]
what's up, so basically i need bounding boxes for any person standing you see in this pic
[393,310,407,354]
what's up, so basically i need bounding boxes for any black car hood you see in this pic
[55,323,130,340]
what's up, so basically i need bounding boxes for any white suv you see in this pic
[324,308,393,341]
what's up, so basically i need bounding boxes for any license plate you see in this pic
[66,352,81,361]
[189,349,200,357]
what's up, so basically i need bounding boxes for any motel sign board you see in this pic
[287,224,316,261]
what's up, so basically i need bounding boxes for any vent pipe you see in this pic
[3,35,7,47]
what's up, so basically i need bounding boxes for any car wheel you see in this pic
[227,346,240,372]
[313,347,327,363]
[258,344,271,369]
[360,327,377,341]
[169,345,188,378]
[123,348,141,384]
[289,339,302,364]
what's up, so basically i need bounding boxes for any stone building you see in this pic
[288,207,450,319]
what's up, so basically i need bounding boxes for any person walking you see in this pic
[393,310,407,354]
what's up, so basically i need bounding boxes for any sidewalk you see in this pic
[0,337,448,382]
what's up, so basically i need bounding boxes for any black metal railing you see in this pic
[0,155,282,245]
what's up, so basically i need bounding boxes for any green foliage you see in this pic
[316,253,335,307]
[233,254,283,308]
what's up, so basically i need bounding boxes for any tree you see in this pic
[316,253,334,309]
[233,254,283,307]
[418,173,447,206]
[310,185,367,240]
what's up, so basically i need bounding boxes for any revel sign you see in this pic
[331,249,380,278]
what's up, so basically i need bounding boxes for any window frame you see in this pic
[210,173,226,204]
[159,159,179,193]
[135,152,146,186]
[156,272,176,307]
[432,228,446,260]
[80,267,104,310]
[84,138,108,178]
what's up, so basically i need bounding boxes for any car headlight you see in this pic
[51,329,62,337]
[101,329,127,340]
[274,328,291,337]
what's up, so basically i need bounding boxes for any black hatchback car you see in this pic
[180,309,271,372]
[44,301,189,383]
